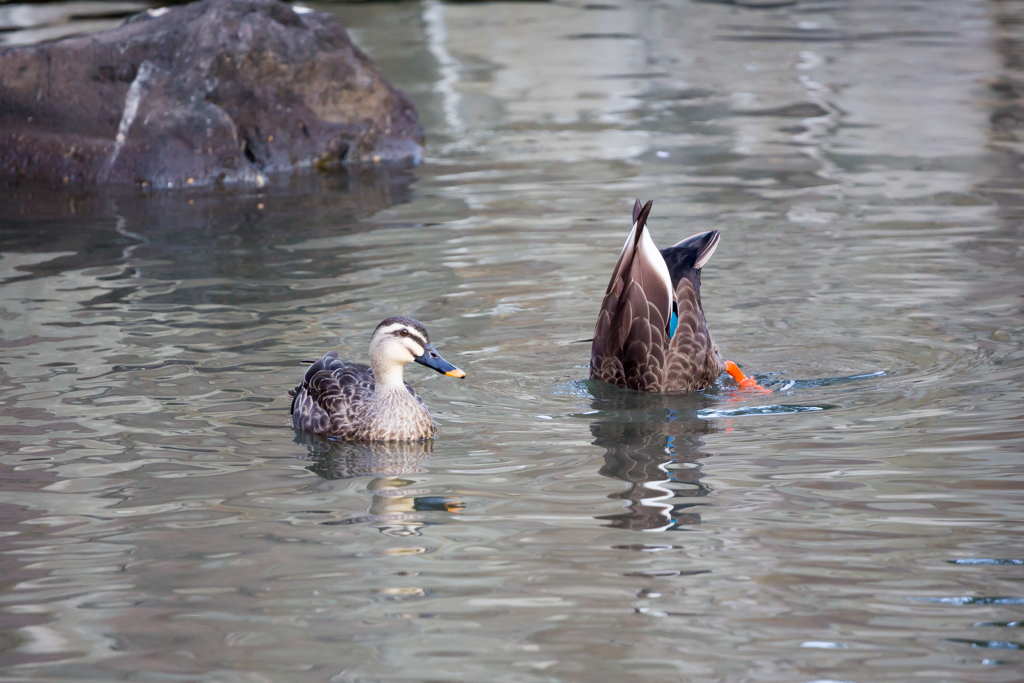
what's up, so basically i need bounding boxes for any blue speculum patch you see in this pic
[668,310,678,338]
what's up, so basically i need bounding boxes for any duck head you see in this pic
[369,316,465,387]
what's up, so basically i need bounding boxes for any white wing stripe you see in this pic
[637,225,673,304]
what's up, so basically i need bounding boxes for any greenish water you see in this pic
[1,1,1023,681]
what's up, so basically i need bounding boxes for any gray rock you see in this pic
[0,0,424,188]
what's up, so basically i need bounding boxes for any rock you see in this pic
[0,0,424,188]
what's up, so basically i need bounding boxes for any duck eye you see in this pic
[400,329,409,337]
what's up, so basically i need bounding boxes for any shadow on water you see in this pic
[293,431,464,538]
[582,381,720,532]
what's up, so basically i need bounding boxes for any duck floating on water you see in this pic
[290,316,465,441]
[590,199,758,392]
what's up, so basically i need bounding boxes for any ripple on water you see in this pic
[944,638,1022,650]
[698,404,833,418]
[915,597,1024,606]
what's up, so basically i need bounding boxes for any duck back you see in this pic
[290,352,374,436]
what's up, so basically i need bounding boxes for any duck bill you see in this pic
[414,345,466,378]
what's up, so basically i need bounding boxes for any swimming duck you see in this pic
[289,316,465,441]
[590,199,756,392]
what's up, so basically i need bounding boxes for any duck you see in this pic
[590,199,758,392]
[289,316,465,441]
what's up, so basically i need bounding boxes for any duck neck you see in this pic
[371,358,410,396]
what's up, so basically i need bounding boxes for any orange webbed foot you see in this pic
[724,361,769,392]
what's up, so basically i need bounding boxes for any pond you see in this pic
[1,0,1023,681]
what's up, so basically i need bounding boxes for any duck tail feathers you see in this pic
[632,198,649,226]
[660,230,720,288]
[635,198,653,233]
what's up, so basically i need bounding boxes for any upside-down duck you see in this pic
[590,199,758,392]
[290,316,465,441]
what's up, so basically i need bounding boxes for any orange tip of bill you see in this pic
[446,368,466,379]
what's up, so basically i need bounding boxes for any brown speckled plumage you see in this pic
[290,316,462,441]
[290,353,436,440]
[590,200,726,393]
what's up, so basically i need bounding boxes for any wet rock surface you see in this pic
[0,0,424,188]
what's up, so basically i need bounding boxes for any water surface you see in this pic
[1,0,1023,681]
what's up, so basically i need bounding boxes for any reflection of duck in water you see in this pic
[297,430,433,480]
[289,316,465,440]
[586,382,717,531]
[591,200,760,392]
[294,432,463,537]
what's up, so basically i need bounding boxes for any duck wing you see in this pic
[290,352,375,435]
[659,230,726,391]
[590,200,675,391]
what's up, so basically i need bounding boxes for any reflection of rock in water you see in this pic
[293,431,462,536]
[987,6,1024,225]
[976,5,1024,341]
[586,382,718,532]
[0,166,415,295]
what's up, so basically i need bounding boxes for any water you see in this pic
[2,0,1023,681]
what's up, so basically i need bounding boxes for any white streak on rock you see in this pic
[107,60,155,172]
